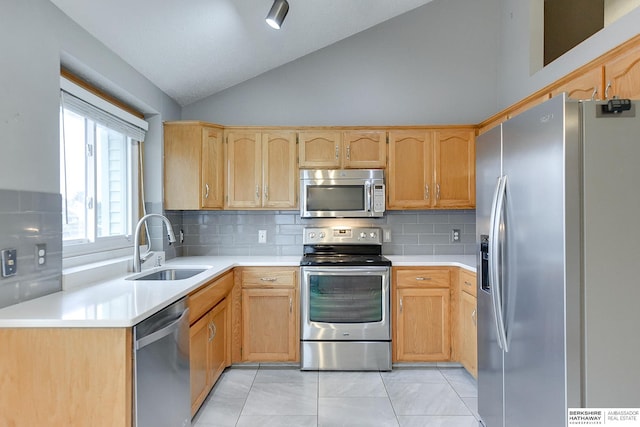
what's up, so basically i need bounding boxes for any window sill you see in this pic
[62,256,132,291]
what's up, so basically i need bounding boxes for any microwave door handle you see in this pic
[365,182,372,212]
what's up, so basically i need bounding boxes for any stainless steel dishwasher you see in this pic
[133,298,191,427]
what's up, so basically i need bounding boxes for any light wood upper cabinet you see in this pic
[603,43,640,100]
[298,131,342,168]
[342,130,387,168]
[262,132,298,208]
[226,131,297,209]
[433,129,475,208]
[240,267,299,362]
[387,130,433,209]
[164,121,224,210]
[393,267,451,362]
[388,129,475,209]
[299,130,386,169]
[551,66,604,101]
[226,131,262,208]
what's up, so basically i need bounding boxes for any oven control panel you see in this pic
[303,227,382,245]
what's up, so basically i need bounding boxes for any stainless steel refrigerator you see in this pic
[476,94,640,427]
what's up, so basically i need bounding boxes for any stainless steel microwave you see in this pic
[300,169,386,218]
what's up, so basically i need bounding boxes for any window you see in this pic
[60,76,147,257]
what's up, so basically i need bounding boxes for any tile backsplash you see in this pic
[0,189,62,309]
[168,209,475,257]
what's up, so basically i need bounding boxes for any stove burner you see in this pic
[300,254,391,267]
[300,227,391,267]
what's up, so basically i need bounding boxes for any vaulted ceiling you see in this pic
[50,0,434,106]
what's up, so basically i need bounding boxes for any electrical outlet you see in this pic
[383,229,392,242]
[451,229,461,243]
[36,243,46,267]
[258,229,267,244]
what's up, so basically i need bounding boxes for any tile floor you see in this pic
[192,366,480,427]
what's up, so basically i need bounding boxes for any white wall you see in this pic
[0,0,180,198]
[182,0,501,126]
[497,0,640,110]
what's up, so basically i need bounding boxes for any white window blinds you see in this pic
[60,76,148,141]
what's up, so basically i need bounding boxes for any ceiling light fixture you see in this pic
[266,0,289,29]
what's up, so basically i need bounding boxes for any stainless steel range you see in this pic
[300,226,392,371]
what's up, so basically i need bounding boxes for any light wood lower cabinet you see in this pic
[393,267,451,362]
[458,269,477,378]
[240,267,299,362]
[188,271,233,415]
[0,328,132,427]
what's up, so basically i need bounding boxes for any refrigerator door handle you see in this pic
[488,176,503,350]
[492,175,509,353]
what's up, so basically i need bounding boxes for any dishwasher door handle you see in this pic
[136,308,189,350]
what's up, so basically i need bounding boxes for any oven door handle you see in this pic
[302,266,390,275]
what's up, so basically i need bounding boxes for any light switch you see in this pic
[1,248,17,277]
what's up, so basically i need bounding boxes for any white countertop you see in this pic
[0,255,476,328]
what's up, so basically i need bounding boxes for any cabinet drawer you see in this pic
[241,268,297,288]
[395,268,450,288]
[460,269,477,297]
[188,271,234,324]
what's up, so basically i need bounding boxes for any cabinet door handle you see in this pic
[472,309,477,326]
[436,184,441,200]
[264,185,269,200]
[605,81,612,99]
[346,145,351,160]
[335,145,339,160]
[415,277,432,281]
[289,297,293,313]
[208,321,216,342]
[255,185,260,200]
[204,183,210,199]
[399,297,403,313]
[591,87,598,101]
[425,185,430,200]
[260,277,277,282]
[464,281,473,288]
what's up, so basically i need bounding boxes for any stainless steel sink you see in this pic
[127,267,207,281]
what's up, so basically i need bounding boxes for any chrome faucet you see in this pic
[133,214,177,272]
